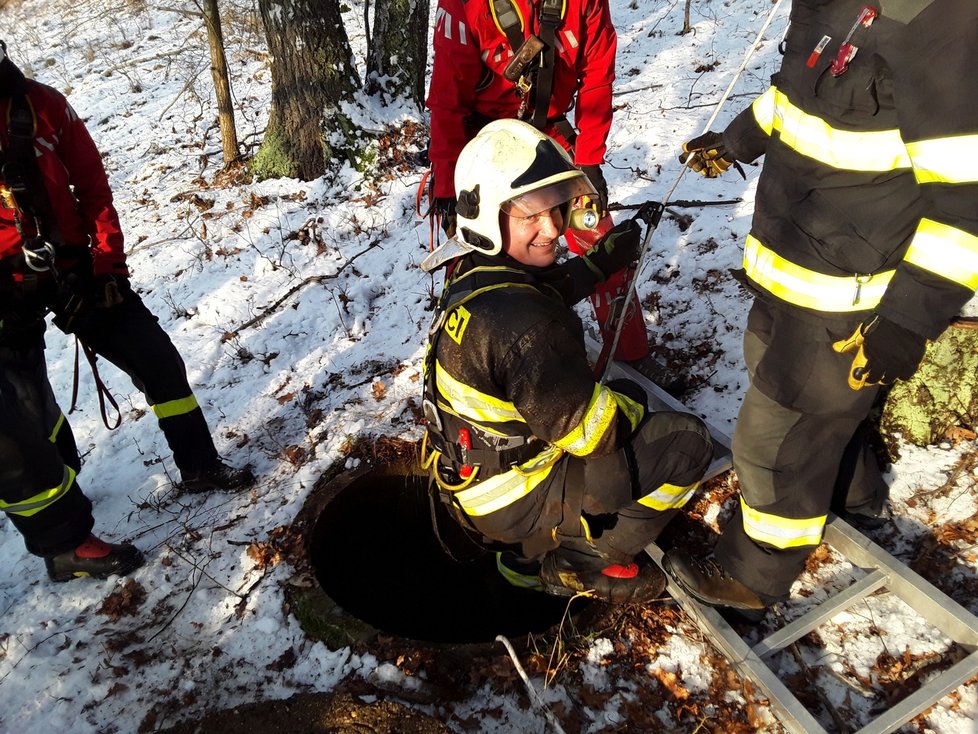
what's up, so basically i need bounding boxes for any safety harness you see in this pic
[0,90,121,429]
[420,261,561,492]
[490,0,575,139]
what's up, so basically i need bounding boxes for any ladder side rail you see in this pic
[646,544,830,734]
[608,361,733,480]
[825,519,978,649]
[852,650,978,734]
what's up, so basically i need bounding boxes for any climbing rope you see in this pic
[599,0,788,384]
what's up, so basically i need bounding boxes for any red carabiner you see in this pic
[458,428,473,478]
[831,6,876,77]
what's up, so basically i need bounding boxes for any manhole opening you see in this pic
[310,469,585,644]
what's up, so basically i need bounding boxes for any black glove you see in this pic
[679,131,737,178]
[582,218,642,281]
[432,197,457,238]
[832,314,928,390]
[92,274,126,309]
[579,164,609,215]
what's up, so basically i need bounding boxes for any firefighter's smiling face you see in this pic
[500,205,565,267]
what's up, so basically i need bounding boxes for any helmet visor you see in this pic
[501,175,597,218]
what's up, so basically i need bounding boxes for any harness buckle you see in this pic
[23,240,56,273]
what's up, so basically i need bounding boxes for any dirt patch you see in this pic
[159,691,451,734]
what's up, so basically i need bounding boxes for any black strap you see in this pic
[69,337,121,431]
[491,0,527,61]
[3,92,62,245]
[530,0,564,130]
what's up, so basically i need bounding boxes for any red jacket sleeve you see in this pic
[426,0,487,198]
[52,93,127,276]
[572,0,616,167]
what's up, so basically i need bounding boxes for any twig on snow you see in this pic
[495,634,568,734]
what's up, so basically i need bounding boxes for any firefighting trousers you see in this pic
[66,280,219,474]
[716,299,888,601]
[565,216,650,362]
[462,410,713,563]
[0,341,94,557]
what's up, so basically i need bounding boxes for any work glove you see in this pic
[579,164,609,216]
[432,196,457,238]
[91,274,126,309]
[832,314,928,390]
[679,131,738,178]
[582,218,642,281]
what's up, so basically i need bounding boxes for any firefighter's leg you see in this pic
[830,417,890,525]
[565,220,651,362]
[69,282,220,473]
[578,411,713,564]
[713,304,880,602]
[0,344,92,556]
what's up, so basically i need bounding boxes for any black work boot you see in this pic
[835,503,893,531]
[663,549,767,621]
[540,546,666,604]
[45,535,145,582]
[180,460,255,493]
[496,552,543,591]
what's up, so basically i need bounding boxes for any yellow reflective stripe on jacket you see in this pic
[151,394,200,420]
[454,446,563,516]
[744,234,894,312]
[48,412,66,443]
[0,466,76,518]
[751,87,777,135]
[907,135,978,184]
[740,496,825,549]
[637,482,698,511]
[435,361,525,424]
[552,384,616,456]
[612,390,644,433]
[755,87,911,172]
[904,219,978,291]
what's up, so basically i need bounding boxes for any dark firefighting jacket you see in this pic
[426,0,616,198]
[722,0,978,340]
[0,77,128,277]
[422,252,643,517]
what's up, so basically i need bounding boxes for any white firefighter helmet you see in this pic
[420,120,596,272]
[454,119,595,255]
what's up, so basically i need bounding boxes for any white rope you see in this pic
[495,634,568,734]
[600,0,787,383]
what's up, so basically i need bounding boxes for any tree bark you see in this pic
[202,0,240,167]
[880,318,978,457]
[366,0,430,107]
[255,0,360,180]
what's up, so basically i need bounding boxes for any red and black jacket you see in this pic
[426,0,617,198]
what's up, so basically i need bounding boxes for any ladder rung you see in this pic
[852,649,978,734]
[628,360,978,734]
[825,519,978,649]
[753,569,890,658]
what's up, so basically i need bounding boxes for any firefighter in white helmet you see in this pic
[420,120,712,603]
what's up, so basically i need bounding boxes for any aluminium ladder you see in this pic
[607,359,978,734]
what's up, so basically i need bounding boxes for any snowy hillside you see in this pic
[0,0,976,732]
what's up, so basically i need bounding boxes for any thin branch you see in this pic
[496,634,568,734]
[225,236,384,338]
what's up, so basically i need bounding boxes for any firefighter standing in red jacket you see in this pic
[0,43,252,578]
[427,0,681,390]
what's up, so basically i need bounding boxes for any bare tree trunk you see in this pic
[202,0,240,167]
[682,0,692,35]
[255,0,360,180]
[366,0,429,107]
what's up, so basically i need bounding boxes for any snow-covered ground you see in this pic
[1,0,976,731]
